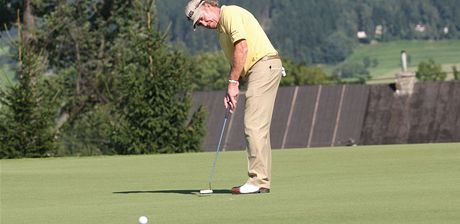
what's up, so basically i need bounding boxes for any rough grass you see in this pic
[1,143,460,224]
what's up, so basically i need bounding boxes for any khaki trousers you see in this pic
[244,58,282,189]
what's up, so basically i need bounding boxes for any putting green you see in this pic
[1,143,459,223]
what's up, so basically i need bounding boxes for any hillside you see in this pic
[155,0,460,64]
[323,40,460,83]
[1,1,459,88]
[1,1,459,66]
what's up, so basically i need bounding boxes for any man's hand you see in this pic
[225,39,246,113]
[225,81,239,113]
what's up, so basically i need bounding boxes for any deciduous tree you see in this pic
[416,59,447,81]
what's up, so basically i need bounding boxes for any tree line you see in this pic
[1,0,205,158]
[156,0,460,64]
[2,0,459,87]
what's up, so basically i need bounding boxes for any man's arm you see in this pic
[225,39,248,113]
[229,39,248,81]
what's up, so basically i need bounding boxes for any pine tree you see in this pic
[0,28,56,158]
[109,0,205,154]
[34,0,137,155]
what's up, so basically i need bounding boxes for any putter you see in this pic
[200,109,230,195]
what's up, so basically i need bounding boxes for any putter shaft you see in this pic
[207,110,229,190]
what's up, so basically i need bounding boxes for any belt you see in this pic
[260,54,280,61]
[248,54,281,74]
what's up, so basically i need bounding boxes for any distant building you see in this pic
[375,25,383,36]
[443,26,449,34]
[415,23,426,32]
[357,31,367,39]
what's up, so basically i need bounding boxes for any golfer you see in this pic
[185,0,282,194]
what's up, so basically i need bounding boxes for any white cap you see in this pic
[185,0,205,29]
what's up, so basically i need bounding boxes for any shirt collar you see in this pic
[217,5,226,33]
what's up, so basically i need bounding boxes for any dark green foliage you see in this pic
[280,59,338,86]
[362,56,379,69]
[33,0,123,155]
[108,1,205,154]
[1,0,205,157]
[0,0,58,36]
[320,32,355,64]
[179,105,206,152]
[189,54,341,89]
[453,66,459,80]
[190,51,229,91]
[155,0,460,64]
[416,59,447,81]
[0,42,56,158]
[372,58,379,68]
[333,62,371,82]
[57,105,115,156]
[363,57,372,69]
[0,0,26,31]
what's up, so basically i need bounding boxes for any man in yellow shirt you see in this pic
[185,0,283,194]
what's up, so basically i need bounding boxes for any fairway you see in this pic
[1,143,459,224]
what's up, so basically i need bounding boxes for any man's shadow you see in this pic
[113,189,231,195]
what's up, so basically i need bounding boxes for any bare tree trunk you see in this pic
[75,42,82,96]
[22,0,36,43]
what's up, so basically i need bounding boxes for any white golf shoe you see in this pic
[231,183,270,194]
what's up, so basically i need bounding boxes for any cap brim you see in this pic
[188,7,202,30]
[193,20,199,30]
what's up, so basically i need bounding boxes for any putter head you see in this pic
[200,189,213,194]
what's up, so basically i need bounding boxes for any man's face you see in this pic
[195,5,219,29]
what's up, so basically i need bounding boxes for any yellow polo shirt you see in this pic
[217,5,278,77]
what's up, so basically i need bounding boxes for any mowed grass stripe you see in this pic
[1,143,459,224]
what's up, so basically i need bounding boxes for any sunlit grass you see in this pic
[2,143,459,224]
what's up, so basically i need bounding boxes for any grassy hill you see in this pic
[2,143,459,224]
[324,40,460,84]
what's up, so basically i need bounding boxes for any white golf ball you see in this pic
[139,216,148,224]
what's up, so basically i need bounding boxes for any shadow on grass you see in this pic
[113,189,232,195]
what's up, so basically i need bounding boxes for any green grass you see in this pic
[1,143,460,224]
[323,40,460,83]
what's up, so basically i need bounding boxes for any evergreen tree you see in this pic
[21,0,205,156]
[0,31,56,158]
[109,0,205,154]
[34,0,120,154]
